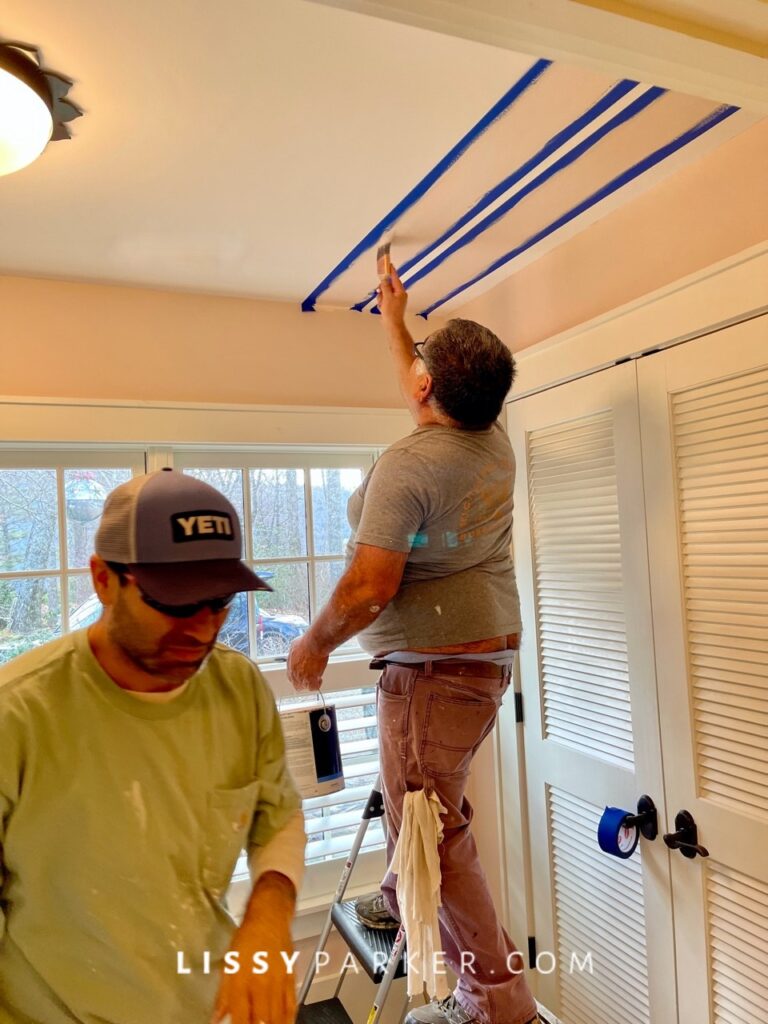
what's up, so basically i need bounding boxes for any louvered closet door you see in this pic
[507,362,677,1023]
[637,314,768,1024]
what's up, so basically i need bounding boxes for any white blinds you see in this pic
[232,685,383,880]
[297,687,384,864]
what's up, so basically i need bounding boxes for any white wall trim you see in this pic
[307,0,768,113]
[509,241,768,397]
[0,397,412,448]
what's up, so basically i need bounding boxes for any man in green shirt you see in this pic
[0,468,305,1024]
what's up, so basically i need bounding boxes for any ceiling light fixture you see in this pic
[0,40,81,177]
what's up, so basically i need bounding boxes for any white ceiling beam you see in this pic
[305,0,768,113]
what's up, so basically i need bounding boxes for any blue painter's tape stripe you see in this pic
[299,58,552,312]
[398,85,666,298]
[353,78,639,313]
[416,102,739,319]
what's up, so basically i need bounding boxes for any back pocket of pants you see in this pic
[420,691,498,777]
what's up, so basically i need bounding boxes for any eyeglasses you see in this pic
[106,561,235,618]
[413,340,428,364]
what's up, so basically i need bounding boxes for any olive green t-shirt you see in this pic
[0,631,301,1024]
[347,420,522,653]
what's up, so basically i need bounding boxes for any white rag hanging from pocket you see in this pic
[390,788,451,1000]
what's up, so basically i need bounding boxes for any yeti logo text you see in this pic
[171,511,235,543]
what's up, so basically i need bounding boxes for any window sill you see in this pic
[227,873,386,943]
[258,649,370,673]
[258,652,376,699]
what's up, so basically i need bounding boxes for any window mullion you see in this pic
[145,447,174,473]
[244,555,310,566]
[0,569,65,581]
[241,467,257,661]
[304,466,317,620]
[56,467,70,634]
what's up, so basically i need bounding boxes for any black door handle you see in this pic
[663,810,709,859]
[622,794,658,840]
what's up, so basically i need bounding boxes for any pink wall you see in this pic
[3,118,765,404]
[0,275,411,408]
[455,118,768,350]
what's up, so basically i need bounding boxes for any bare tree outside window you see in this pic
[0,466,132,663]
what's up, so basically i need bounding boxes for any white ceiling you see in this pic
[0,0,764,308]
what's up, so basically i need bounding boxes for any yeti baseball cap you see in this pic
[94,468,272,604]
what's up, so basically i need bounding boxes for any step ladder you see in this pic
[297,779,408,1024]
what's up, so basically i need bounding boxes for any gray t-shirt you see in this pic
[347,421,522,653]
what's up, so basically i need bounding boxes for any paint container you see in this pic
[280,701,345,798]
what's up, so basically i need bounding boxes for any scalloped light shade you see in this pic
[0,65,53,176]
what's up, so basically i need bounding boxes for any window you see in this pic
[0,451,146,663]
[174,453,371,662]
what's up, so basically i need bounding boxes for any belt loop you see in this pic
[424,660,433,677]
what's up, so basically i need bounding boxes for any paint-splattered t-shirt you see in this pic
[347,420,522,653]
[0,630,302,1024]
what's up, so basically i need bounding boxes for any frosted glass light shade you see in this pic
[0,66,53,176]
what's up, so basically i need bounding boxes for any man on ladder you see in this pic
[288,267,540,1024]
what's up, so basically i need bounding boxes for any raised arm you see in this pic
[378,267,417,406]
[286,542,408,691]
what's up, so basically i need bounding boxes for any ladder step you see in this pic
[297,997,354,1024]
[331,899,407,982]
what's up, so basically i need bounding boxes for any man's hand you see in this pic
[287,634,328,692]
[212,874,297,1024]
[377,266,408,327]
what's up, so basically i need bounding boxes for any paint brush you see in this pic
[376,235,392,280]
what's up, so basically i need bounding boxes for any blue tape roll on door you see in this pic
[598,806,639,859]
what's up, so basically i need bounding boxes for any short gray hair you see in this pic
[423,319,515,429]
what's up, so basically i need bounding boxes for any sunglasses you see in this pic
[136,588,235,619]
[106,561,235,618]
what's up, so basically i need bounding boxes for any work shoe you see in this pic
[404,994,543,1024]
[404,994,475,1024]
[354,892,399,930]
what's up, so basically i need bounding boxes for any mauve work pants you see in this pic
[376,661,537,1024]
